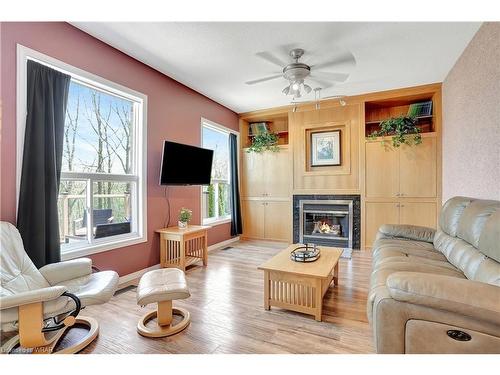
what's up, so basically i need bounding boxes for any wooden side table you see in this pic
[156,225,211,271]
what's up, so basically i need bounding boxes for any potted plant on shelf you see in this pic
[368,115,422,147]
[178,207,192,229]
[247,132,280,153]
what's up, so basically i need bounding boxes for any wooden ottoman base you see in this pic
[137,301,191,338]
[2,316,99,354]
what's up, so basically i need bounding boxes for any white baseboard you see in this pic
[208,236,240,252]
[117,236,240,288]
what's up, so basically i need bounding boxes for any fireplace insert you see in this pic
[299,200,353,248]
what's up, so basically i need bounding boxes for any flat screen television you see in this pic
[159,141,214,185]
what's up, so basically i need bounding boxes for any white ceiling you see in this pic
[73,22,481,113]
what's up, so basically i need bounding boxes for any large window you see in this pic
[17,45,147,259]
[201,120,233,225]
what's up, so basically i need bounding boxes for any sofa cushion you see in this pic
[373,238,446,266]
[478,209,500,263]
[439,196,473,236]
[434,229,500,286]
[456,200,500,248]
[374,254,459,273]
[367,262,465,324]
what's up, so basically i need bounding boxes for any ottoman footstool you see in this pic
[136,268,191,337]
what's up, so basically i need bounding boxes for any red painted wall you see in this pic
[0,22,239,276]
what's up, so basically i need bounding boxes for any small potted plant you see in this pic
[368,115,422,148]
[178,207,192,229]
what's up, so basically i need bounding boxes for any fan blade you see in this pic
[311,51,356,71]
[307,77,334,89]
[255,51,287,68]
[312,71,349,82]
[245,74,283,85]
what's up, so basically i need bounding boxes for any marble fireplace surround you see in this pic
[293,195,361,249]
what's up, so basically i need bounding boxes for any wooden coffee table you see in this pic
[258,244,342,321]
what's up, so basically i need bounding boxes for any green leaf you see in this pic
[368,115,422,148]
[247,132,280,153]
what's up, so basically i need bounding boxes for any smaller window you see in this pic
[201,121,233,225]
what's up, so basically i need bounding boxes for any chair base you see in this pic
[137,307,190,338]
[1,316,99,354]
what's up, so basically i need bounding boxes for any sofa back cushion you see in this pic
[434,197,500,286]
[439,197,473,236]
[456,200,500,253]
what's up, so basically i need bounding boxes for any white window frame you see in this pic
[16,44,148,260]
[200,118,239,226]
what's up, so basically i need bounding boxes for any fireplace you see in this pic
[293,195,360,249]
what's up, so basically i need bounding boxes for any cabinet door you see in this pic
[399,137,437,198]
[242,200,265,239]
[241,152,265,197]
[400,202,437,229]
[365,141,399,198]
[264,201,291,241]
[264,149,291,198]
[365,202,400,247]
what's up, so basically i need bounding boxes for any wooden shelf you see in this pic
[240,113,289,148]
[365,115,433,125]
[365,95,436,137]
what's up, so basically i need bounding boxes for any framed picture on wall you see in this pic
[310,130,341,166]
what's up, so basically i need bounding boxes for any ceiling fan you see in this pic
[245,48,356,99]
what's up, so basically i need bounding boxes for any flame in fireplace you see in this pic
[320,222,332,233]
[313,221,341,235]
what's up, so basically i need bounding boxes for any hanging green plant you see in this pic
[368,115,422,148]
[247,132,280,153]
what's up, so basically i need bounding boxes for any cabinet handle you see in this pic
[400,193,405,196]
[396,193,400,197]
[396,204,400,208]
[400,204,405,208]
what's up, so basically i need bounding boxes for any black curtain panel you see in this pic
[17,60,71,268]
[229,133,243,236]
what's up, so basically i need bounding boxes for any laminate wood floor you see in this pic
[77,240,374,354]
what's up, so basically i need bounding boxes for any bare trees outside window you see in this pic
[201,122,232,224]
[57,80,143,253]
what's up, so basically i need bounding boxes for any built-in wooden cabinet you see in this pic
[239,109,292,243]
[365,202,400,246]
[399,202,437,228]
[364,134,440,247]
[365,136,437,199]
[238,84,442,249]
[241,147,291,198]
[362,87,442,248]
[242,200,265,238]
[242,200,290,241]
[399,138,437,198]
[365,201,437,246]
[365,142,400,198]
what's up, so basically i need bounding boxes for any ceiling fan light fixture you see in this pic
[303,83,312,94]
[282,85,290,95]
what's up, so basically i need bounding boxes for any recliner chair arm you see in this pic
[386,272,500,325]
[0,286,68,310]
[378,224,435,243]
[39,258,92,285]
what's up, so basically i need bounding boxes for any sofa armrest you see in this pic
[0,286,67,309]
[387,272,500,325]
[39,258,92,285]
[379,224,435,243]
